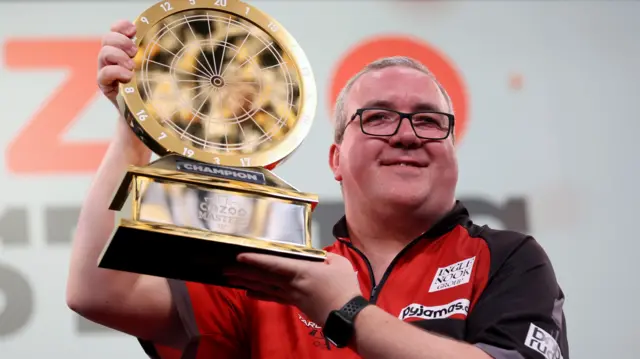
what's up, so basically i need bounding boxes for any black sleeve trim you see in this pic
[476,343,525,359]
[138,338,161,359]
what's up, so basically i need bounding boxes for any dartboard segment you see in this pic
[118,0,316,168]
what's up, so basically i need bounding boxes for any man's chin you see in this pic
[377,189,430,209]
[379,164,427,178]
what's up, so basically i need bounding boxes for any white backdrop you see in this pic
[0,1,638,358]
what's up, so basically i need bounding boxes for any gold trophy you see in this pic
[98,0,326,287]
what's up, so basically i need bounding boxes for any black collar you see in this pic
[332,200,471,241]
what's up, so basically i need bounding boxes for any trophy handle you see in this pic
[109,170,136,211]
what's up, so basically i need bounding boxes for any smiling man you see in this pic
[67,20,570,359]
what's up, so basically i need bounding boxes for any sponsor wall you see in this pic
[0,1,638,358]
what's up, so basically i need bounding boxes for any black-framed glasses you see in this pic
[350,108,455,140]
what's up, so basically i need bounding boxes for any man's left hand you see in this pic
[225,252,362,327]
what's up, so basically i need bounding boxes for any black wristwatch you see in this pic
[322,295,370,348]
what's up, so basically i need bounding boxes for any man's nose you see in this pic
[389,117,423,149]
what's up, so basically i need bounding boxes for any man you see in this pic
[67,20,570,359]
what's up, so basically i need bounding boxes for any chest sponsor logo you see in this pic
[297,314,333,351]
[399,298,470,321]
[524,323,563,359]
[297,313,321,329]
[429,256,476,293]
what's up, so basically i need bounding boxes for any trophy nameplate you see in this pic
[97,0,326,287]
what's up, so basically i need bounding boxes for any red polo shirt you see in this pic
[139,201,569,359]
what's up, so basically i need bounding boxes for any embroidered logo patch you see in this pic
[429,257,475,293]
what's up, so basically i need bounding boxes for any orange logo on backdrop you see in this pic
[329,35,470,142]
[3,35,469,175]
[3,39,107,174]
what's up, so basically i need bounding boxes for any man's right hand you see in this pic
[97,19,151,160]
[98,20,137,108]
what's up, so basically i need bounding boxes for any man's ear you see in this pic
[328,143,342,182]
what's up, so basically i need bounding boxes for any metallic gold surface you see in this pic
[118,0,317,168]
[135,177,313,248]
[109,155,319,212]
[99,1,326,284]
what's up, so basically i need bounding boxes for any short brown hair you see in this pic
[332,56,453,144]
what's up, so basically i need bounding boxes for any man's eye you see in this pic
[414,118,437,125]
[367,113,392,121]
[414,115,444,128]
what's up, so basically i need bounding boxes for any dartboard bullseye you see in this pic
[117,0,317,168]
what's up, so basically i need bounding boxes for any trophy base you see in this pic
[98,154,326,287]
[99,219,326,287]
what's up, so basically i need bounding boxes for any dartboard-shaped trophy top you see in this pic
[118,0,317,169]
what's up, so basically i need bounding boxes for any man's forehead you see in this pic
[347,66,446,112]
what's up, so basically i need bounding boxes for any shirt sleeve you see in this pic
[465,236,570,359]
[138,278,250,359]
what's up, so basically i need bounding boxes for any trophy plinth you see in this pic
[97,0,326,287]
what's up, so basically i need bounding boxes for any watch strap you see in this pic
[322,295,371,348]
[339,295,370,320]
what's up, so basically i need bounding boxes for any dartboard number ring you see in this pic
[118,0,317,168]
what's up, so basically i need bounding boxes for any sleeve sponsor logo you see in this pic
[429,256,475,293]
[524,323,564,359]
[399,298,470,321]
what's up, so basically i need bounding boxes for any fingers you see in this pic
[236,253,304,277]
[225,264,295,304]
[224,266,290,286]
[97,20,138,102]
[110,19,136,38]
[227,277,289,304]
[100,45,135,69]
[101,32,137,58]
[98,65,133,88]
[324,252,340,262]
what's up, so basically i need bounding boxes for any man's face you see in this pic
[329,66,458,211]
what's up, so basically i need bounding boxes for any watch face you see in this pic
[323,310,354,348]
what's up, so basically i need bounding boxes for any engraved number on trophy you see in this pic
[160,2,173,12]
[124,86,135,94]
[240,157,251,167]
[140,17,149,24]
[136,109,148,122]
[268,22,279,32]
[189,0,196,4]
[215,0,227,7]
[213,157,221,164]
[245,6,250,15]
[158,132,167,141]
[183,147,195,158]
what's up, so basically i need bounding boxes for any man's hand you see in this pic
[97,19,151,160]
[98,20,137,108]
[226,253,493,359]
[225,252,362,326]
